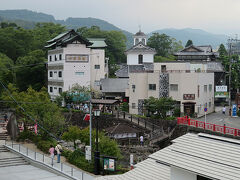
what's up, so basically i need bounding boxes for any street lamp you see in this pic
[94,109,101,175]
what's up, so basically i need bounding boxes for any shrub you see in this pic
[36,140,56,153]
[68,149,94,172]
[237,110,240,117]
[16,131,36,142]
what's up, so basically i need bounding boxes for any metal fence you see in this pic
[4,141,94,180]
[177,116,240,136]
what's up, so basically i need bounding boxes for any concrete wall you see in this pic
[171,167,197,180]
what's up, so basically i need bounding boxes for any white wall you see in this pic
[171,167,197,180]
[127,53,154,65]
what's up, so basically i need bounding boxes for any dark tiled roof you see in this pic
[125,41,156,54]
[91,99,119,105]
[105,123,140,134]
[135,31,146,36]
[45,29,92,48]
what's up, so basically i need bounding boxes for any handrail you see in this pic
[177,116,240,137]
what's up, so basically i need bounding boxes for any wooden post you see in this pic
[138,118,139,125]
[131,115,132,122]
[123,112,125,119]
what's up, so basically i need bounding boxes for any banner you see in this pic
[214,92,229,98]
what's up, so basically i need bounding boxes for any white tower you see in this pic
[133,31,147,45]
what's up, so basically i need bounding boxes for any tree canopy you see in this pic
[147,33,183,57]
[185,40,193,47]
[1,84,65,137]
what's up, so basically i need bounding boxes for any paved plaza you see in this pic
[197,106,240,129]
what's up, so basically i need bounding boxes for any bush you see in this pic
[166,116,176,120]
[237,110,240,117]
[16,131,36,142]
[36,139,57,153]
[61,149,72,159]
[68,149,94,172]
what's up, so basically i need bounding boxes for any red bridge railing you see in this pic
[177,116,240,137]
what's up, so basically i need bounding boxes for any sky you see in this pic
[1,0,240,36]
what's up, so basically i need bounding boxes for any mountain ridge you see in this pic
[0,9,227,49]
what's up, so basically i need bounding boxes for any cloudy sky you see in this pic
[1,0,240,35]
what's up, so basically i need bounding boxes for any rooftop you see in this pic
[98,133,240,180]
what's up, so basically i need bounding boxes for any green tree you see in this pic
[15,49,47,91]
[185,40,193,47]
[0,53,14,88]
[147,33,182,57]
[62,126,81,149]
[1,84,65,138]
[144,96,176,119]
[218,44,228,57]
[77,26,127,76]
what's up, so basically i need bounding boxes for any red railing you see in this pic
[177,116,240,137]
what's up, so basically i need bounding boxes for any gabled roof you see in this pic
[174,45,215,56]
[125,41,156,54]
[97,133,240,180]
[45,29,92,48]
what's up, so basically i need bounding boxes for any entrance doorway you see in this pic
[183,102,196,117]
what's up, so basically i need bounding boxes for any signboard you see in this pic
[204,108,208,112]
[85,146,91,161]
[232,104,237,117]
[103,157,116,171]
[66,54,89,62]
[214,92,229,98]
[183,94,195,100]
[216,86,227,92]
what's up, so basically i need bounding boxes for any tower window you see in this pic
[138,54,143,64]
[142,38,146,45]
[135,38,139,44]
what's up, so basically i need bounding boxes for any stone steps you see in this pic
[0,146,29,167]
[0,133,8,140]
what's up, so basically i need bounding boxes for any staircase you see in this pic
[0,146,29,167]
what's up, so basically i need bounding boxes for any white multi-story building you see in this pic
[127,62,215,117]
[45,30,108,99]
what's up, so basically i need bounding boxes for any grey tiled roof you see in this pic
[115,65,129,78]
[100,78,129,93]
[134,31,146,36]
[174,45,215,56]
[115,63,154,78]
[125,42,156,54]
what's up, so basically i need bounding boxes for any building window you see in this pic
[135,38,139,44]
[95,81,101,86]
[95,65,100,69]
[170,84,178,91]
[138,54,143,64]
[132,103,136,109]
[142,38,145,45]
[204,85,207,92]
[55,55,57,61]
[58,71,62,78]
[161,65,166,72]
[59,54,62,60]
[49,87,53,93]
[149,84,156,90]
[49,71,53,77]
[209,84,212,92]
[132,85,136,92]
[59,88,62,94]
[54,87,57,89]
[75,72,84,76]
[49,55,52,62]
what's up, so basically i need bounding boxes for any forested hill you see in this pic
[0,9,133,47]
[0,9,227,48]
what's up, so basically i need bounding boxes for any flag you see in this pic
[34,124,38,135]
[83,114,90,121]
